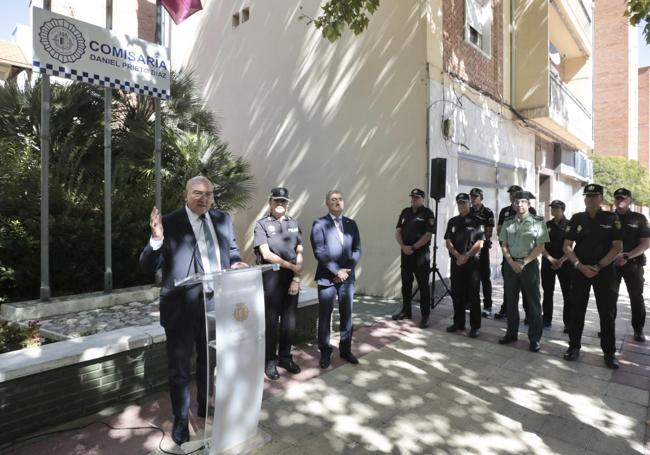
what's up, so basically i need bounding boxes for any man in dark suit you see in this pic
[310,189,362,368]
[140,175,247,446]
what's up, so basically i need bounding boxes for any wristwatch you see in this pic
[292,277,301,283]
[623,253,630,261]
[573,259,580,268]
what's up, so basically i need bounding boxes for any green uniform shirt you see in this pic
[498,213,549,258]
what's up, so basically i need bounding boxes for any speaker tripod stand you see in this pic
[430,197,451,309]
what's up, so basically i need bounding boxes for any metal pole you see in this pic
[154,1,162,211]
[40,0,52,301]
[104,0,113,292]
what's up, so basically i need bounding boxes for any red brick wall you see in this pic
[443,0,503,100]
[639,67,650,171]
[136,0,157,43]
[594,0,629,157]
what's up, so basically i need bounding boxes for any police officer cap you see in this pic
[613,188,632,198]
[455,193,470,203]
[270,187,290,200]
[549,200,566,210]
[583,184,604,196]
[409,188,425,198]
[507,185,523,194]
[469,187,483,198]
[512,190,535,200]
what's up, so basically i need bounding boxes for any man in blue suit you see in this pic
[310,189,362,368]
[140,175,247,446]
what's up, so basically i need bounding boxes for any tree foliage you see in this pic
[627,0,650,44]
[0,70,253,302]
[592,155,650,206]
[305,0,380,42]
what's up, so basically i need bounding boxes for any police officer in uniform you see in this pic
[393,188,435,328]
[563,184,623,369]
[254,187,304,380]
[444,193,485,337]
[469,187,495,317]
[495,185,537,320]
[541,200,572,331]
[612,188,650,342]
[498,191,549,352]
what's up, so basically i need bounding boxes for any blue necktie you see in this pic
[200,214,219,273]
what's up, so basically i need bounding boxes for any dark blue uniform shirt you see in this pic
[254,215,302,264]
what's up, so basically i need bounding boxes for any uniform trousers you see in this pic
[400,248,431,320]
[164,297,215,420]
[318,282,355,353]
[479,244,492,309]
[614,260,646,332]
[502,259,542,342]
[568,265,617,355]
[500,261,531,317]
[450,257,481,329]
[263,268,299,362]
[541,258,572,327]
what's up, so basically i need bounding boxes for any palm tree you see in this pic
[0,69,254,301]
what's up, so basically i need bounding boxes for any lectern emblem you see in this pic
[39,18,86,63]
[233,303,250,322]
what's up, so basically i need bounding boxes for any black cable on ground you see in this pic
[0,420,206,455]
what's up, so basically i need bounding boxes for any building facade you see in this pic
[168,0,594,297]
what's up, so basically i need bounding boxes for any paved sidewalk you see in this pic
[4,282,650,454]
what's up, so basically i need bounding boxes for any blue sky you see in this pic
[0,0,29,42]
[3,1,650,67]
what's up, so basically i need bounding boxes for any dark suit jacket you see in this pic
[140,207,242,329]
[310,214,361,286]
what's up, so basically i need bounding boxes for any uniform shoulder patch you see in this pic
[614,219,622,229]
[532,215,544,222]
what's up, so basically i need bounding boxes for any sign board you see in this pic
[32,7,171,99]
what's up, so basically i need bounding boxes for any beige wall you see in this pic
[170,0,428,297]
[513,0,549,111]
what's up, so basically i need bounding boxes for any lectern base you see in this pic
[181,427,272,455]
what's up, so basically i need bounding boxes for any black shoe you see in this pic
[419,318,430,329]
[597,331,601,338]
[634,330,646,342]
[563,326,569,334]
[543,322,552,329]
[604,354,620,370]
[494,312,506,320]
[171,417,189,446]
[469,329,480,338]
[498,334,518,344]
[319,348,332,369]
[563,347,580,361]
[265,360,280,380]
[446,324,464,332]
[391,310,411,321]
[278,356,301,374]
[523,318,529,325]
[481,309,491,318]
[529,341,541,352]
[340,351,359,364]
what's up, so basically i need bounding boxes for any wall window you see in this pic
[465,0,492,56]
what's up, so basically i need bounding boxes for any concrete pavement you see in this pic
[4,282,649,454]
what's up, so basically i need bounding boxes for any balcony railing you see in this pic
[549,72,592,146]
